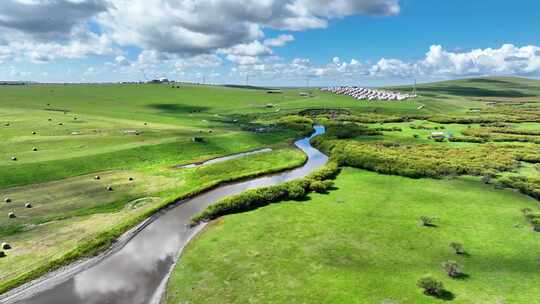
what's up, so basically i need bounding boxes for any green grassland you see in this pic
[0,148,306,292]
[165,168,540,304]
[164,77,540,303]
[2,76,540,297]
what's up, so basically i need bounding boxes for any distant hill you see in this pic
[0,81,37,85]
[392,76,540,98]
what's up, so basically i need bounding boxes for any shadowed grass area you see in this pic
[165,168,540,304]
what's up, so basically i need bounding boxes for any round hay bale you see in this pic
[25,202,32,208]
[11,156,17,161]
[48,118,52,121]
[128,177,134,181]
[8,212,16,219]
[2,243,11,250]
[4,123,10,127]
[94,175,101,180]
[58,123,63,126]
[107,186,113,191]
[0,251,5,258]
[144,122,148,126]
[32,147,38,152]
[32,131,36,135]
[74,117,78,120]
[4,197,11,203]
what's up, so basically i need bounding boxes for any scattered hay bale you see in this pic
[208,130,213,133]
[32,131,36,135]
[25,202,32,208]
[74,117,78,120]
[0,251,5,258]
[48,118,52,121]
[94,175,101,180]
[107,186,113,191]
[144,122,148,126]
[2,243,11,250]
[192,136,204,143]
[4,123,10,127]
[128,177,134,181]
[58,122,64,126]
[32,147,38,152]
[11,156,17,161]
[123,130,140,135]
[4,197,11,203]
[8,212,16,218]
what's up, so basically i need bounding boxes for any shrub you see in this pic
[420,216,436,227]
[311,137,524,179]
[190,162,341,225]
[448,136,486,143]
[307,161,340,181]
[500,176,540,200]
[309,180,334,193]
[450,242,465,255]
[417,275,444,296]
[325,122,382,139]
[286,182,307,200]
[531,218,540,232]
[442,261,461,278]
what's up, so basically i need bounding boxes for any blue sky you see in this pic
[0,0,539,86]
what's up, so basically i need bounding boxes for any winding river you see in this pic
[5,125,327,304]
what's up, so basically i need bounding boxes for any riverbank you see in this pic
[2,126,326,304]
[0,147,307,299]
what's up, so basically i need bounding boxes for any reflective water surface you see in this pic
[176,148,273,169]
[15,126,327,304]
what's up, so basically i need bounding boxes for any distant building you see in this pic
[149,78,170,84]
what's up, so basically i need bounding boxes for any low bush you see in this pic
[500,176,540,200]
[441,261,461,278]
[450,242,465,255]
[191,162,340,225]
[277,115,314,135]
[309,180,334,193]
[313,137,519,179]
[448,136,486,143]
[374,126,402,132]
[306,160,340,181]
[420,216,436,227]
[417,275,444,297]
[325,122,382,139]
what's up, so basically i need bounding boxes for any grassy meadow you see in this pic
[1,77,540,299]
[165,168,540,304]
[164,77,540,303]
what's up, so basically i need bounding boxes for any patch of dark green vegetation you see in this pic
[312,137,524,178]
[501,176,540,200]
[190,161,340,225]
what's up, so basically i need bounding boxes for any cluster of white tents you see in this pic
[321,86,416,101]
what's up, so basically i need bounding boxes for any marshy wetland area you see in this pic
[1,77,540,303]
